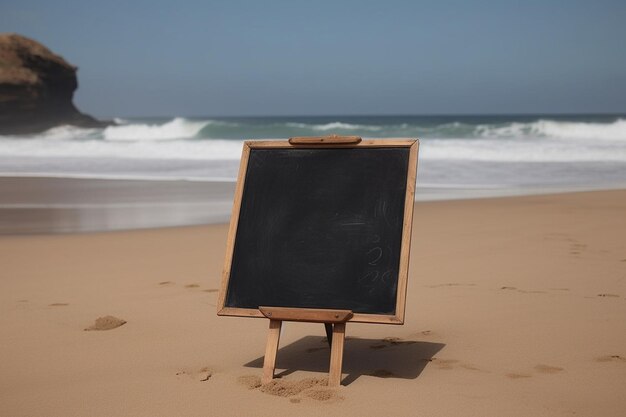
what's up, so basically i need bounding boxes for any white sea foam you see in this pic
[103,117,209,141]
[531,119,626,140]
[476,118,626,140]
[39,125,102,140]
[422,138,626,162]
[286,122,382,131]
[0,136,244,160]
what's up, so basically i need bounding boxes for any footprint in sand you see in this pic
[534,364,564,374]
[569,242,587,255]
[505,372,532,379]
[507,365,564,379]
[433,359,458,370]
[501,286,547,294]
[595,355,626,363]
[203,289,218,293]
[414,330,434,337]
[368,337,417,350]
[431,358,481,371]
[185,283,200,288]
[176,367,213,381]
[84,315,126,331]
[49,303,69,307]
[543,233,588,257]
[177,368,211,381]
[383,337,415,345]
[597,293,620,298]
[158,281,174,286]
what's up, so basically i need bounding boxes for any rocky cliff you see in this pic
[0,33,108,135]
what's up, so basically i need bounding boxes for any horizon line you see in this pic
[101,111,626,119]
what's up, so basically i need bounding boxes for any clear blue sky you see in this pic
[2,0,625,117]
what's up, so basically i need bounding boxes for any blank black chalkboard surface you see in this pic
[218,137,418,323]
[217,136,418,386]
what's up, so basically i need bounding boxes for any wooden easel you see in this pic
[259,307,353,387]
[217,136,419,389]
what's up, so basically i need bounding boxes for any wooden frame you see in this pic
[217,138,419,325]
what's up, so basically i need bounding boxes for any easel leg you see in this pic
[328,322,346,387]
[324,323,333,347]
[262,319,282,384]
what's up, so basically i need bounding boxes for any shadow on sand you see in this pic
[244,334,445,386]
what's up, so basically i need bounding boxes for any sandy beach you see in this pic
[1,190,625,416]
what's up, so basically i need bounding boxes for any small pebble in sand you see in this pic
[84,315,126,331]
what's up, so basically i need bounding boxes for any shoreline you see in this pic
[0,176,235,234]
[2,174,626,234]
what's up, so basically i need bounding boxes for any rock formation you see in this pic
[0,33,109,135]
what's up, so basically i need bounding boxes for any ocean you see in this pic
[1,114,625,232]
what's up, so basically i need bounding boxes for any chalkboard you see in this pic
[218,139,418,324]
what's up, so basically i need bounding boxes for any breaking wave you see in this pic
[103,117,210,141]
[285,121,382,132]
[476,119,626,140]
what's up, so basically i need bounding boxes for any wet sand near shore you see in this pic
[0,176,235,234]
[3,175,624,235]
